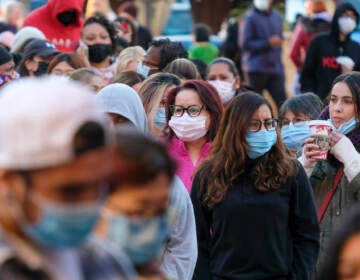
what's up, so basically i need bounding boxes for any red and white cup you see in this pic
[309,120,332,160]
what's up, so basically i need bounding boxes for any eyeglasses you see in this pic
[248,118,278,132]
[279,117,310,128]
[169,105,205,117]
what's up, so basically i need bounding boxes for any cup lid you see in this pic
[309,120,332,127]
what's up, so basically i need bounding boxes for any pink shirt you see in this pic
[168,137,211,193]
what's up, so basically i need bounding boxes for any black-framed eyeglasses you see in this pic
[248,118,278,132]
[279,117,310,128]
[169,105,205,117]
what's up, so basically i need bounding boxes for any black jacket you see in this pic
[191,162,319,280]
[300,2,360,100]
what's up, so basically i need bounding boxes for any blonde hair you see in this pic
[138,73,181,133]
[115,46,146,74]
[163,58,201,80]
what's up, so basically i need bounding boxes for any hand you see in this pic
[303,138,322,164]
[268,35,283,48]
[76,41,91,67]
[329,131,344,148]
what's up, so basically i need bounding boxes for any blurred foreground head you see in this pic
[0,76,112,249]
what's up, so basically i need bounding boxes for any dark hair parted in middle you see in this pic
[207,57,239,79]
[84,13,117,51]
[46,53,88,74]
[197,92,295,208]
[166,80,223,142]
[330,71,360,121]
[279,92,324,120]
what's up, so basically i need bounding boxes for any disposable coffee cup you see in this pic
[309,120,332,160]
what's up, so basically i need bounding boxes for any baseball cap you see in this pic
[23,39,59,58]
[0,76,111,170]
[11,27,46,53]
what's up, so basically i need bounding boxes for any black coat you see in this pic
[191,162,319,279]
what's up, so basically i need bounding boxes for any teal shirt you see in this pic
[188,43,219,65]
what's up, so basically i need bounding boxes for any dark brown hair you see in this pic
[111,70,145,86]
[46,53,87,74]
[113,127,177,185]
[197,92,294,208]
[166,80,223,142]
[330,71,360,121]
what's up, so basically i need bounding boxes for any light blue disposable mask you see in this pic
[281,122,310,151]
[154,107,167,131]
[246,128,277,159]
[136,63,150,78]
[330,117,357,135]
[107,213,171,264]
[24,196,101,249]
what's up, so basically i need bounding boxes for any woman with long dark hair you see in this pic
[301,71,360,263]
[192,92,319,279]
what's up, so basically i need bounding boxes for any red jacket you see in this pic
[289,16,331,71]
[23,0,85,52]
[289,24,312,71]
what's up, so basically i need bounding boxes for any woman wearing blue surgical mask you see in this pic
[279,92,323,156]
[192,91,319,279]
[139,73,181,137]
[95,128,177,280]
[207,57,242,104]
[300,72,360,265]
[166,80,223,192]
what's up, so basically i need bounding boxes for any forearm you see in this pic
[331,136,360,182]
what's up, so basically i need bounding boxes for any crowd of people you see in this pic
[0,0,360,279]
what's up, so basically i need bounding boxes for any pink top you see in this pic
[168,137,211,193]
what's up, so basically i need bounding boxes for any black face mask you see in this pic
[34,61,49,76]
[88,44,112,63]
[57,10,77,26]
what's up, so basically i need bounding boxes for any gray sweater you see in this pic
[160,176,197,280]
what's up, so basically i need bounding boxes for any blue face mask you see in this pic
[136,63,150,78]
[24,196,101,249]
[281,122,310,151]
[154,107,167,131]
[107,213,170,264]
[246,128,277,159]
[332,117,357,135]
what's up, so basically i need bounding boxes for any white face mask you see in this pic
[338,16,357,35]
[208,80,236,104]
[254,0,270,11]
[169,114,207,142]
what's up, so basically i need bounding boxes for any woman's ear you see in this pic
[0,171,27,204]
[234,76,241,90]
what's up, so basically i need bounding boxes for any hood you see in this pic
[301,15,331,34]
[47,0,85,24]
[330,2,359,41]
[96,83,149,135]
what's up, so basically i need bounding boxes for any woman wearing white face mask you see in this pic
[166,80,223,193]
[300,2,360,101]
[207,57,242,105]
[299,72,360,265]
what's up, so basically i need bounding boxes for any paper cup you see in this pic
[309,120,332,160]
